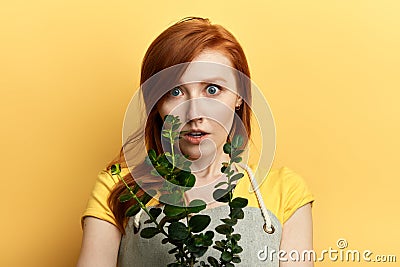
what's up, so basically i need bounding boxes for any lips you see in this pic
[183,129,210,145]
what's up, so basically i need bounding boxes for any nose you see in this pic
[185,98,203,122]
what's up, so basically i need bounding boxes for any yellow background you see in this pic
[1,1,399,266]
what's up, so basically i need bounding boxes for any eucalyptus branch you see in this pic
[110,164,166,235]
[112,115,247,267]
[207,135,247,267]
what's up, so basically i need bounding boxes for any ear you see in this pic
[235,96,243,107]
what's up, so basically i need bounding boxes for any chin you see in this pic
[179,139,221,161]
[180,148,201,160]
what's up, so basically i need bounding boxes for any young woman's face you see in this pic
[157,49,243,161]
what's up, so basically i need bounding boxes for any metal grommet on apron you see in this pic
[263,223,275,234]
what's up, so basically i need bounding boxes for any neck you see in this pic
[184,150,241,207]
[190,148,230,186]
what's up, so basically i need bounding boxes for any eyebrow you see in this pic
[179,77,228,85]
[200,77,227,83]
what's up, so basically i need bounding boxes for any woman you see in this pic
[77,17,314,267]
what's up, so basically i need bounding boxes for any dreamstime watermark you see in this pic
[257,238,397,263]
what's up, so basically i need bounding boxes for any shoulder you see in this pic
[263,166,312,193]
[262,166,315,224]
[235,164,314,226]
[97,167,130,185]
[81,166,130,228]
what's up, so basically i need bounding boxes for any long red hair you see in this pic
[107,17,253,234]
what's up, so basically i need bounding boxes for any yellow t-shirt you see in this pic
[81,164,314,228]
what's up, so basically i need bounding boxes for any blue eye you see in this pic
[170,87,182,97]
[206,84,220,95]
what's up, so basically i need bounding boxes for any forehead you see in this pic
[179,50,237,90]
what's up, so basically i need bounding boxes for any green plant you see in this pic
[207,135,248,267]
[111,115,247,266]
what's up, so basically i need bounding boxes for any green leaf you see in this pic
[158,154,170,167]
[193,236,205,247]
[215,224,232,235]
[168,247,179,254]
[230,208,244,219]
[192,247,208,258]
[164,115,173,123]
[207,256,219,267]
[187,199,206,213]
[232,149,244,158]
[163,204,186,217]
[213,189,230,203]
[223,143,231,154]
[176,171,195,188]
[202,237,213,247]
[221,251,233,262]
[232,245,243,254]
[175,169,189,179]
[148,149,157,161]
[232,135,243,148]
[204,230,214,241]
[189,215,211,233]
[125,205,140,217]
[221,218,237,226]
[226,184,236,194]
[232,234,241,241]
[132,184,140,194]
[118,193,132,203]
[149,207,162,220]
[154,165,170,176]
[162,131,170,139]
[231,156,242,163]
[214,181,227,188]
[172,123,180,131]
[140,227,160,239]
[161,237,169,244]
[230,197,248,209]
[185,174,196,188]
[172,132,181,141]
[221,162,229,174]
[232,257,241,263]
[180,130,189,135]
[213,245,224,252]
[221,166,227,173]
[230,173,244,183]
[168,222,189,241]
[110,164,121,175]
[231,149,244,158]
[159,192,182,206]
[214,241,225,248]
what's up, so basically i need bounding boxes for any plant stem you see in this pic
[169,129,176,170]
[115,172,168,236]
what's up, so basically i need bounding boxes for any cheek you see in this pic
[212,96,236,124]
[158,99,189,122]
[157,105,167,119]
[157,100,173,120]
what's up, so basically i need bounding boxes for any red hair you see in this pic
[107,17,253,234]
